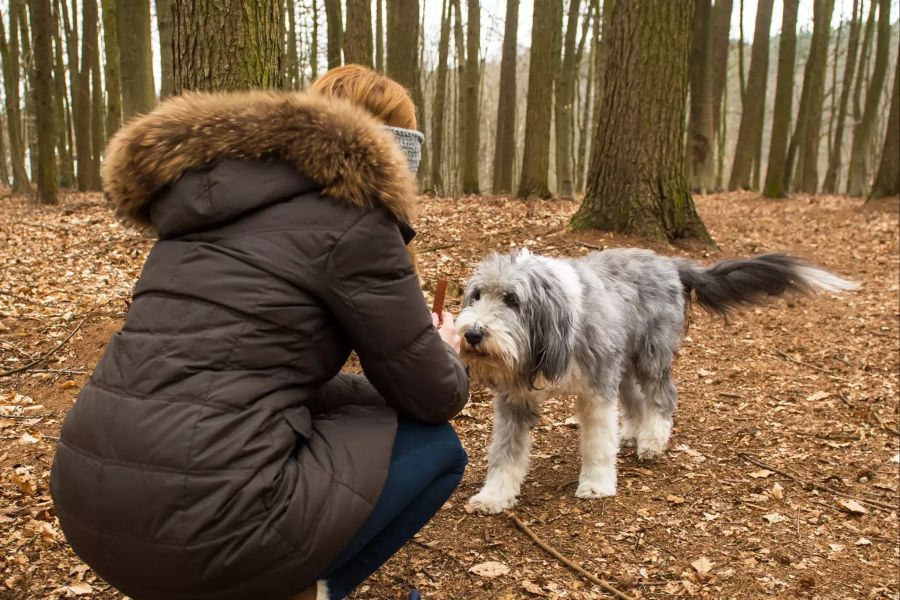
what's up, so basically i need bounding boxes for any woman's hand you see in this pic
[432,312,461,354]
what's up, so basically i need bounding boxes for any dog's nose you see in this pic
[464,329,484,346]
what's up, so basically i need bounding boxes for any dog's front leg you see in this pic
[574,394,619,498]
[468,392,540,514]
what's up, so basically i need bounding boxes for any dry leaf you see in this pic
[468,561,510,578]
[806,391,831,402]
[10,472,34,495]
[521,580,546,596]
[771,482,784,500]
[19,432,40,444]
[749,469,774,478]
[837,499,868,515]
[65,581,93,595]
[667,494,686,505]
[763,512,787,523]
[890,453,900,464]
[855,537,872,546]
[60,380,78,390]
[691,556,714,577]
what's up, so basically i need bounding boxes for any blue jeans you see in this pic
[319,420,468,599]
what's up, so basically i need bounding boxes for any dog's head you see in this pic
[456,250,573,389]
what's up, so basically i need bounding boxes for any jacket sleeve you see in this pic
[323,211,469,424]
[306,373,386,415]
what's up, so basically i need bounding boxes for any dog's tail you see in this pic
[674,253,859,316]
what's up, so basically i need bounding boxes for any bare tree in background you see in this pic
[491,0,518,194]
[117,0,156,119]
[324,0,342,68]
[50,0,73,187]
[344,0,373,67]
[709,0,733,186]
[553,0,581,199]
[0,0,31,192]
[431,0,451,193]
[575,4,598,195]
[100,0,122,136]
[84,0,104,189]
[375,0,384,72]
[462,0,480,193]
[763,0,799,198]
[27,0,57,203]
[157,0,175,99]
[870,44,899,198]
[285,0,300,88]
[688,0,715,193]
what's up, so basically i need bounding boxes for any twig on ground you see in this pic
[718,391,743,399]
[28,368,88,375]
[419,243,458,254]
[575,241,605,251]
[411,539,468,568]
[738,453,896,512]
[506,510,634,600]
[0,413,50,420]
[0,318,87,378]
[837,392,853,408]
[870,410,900,437]
[772,349,838,377]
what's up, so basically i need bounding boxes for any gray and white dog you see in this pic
[456,248,857,514]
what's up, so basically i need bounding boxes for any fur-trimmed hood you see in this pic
[101,91,418,231]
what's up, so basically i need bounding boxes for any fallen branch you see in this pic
[738,453,896,512]
[506,510,634,600]
[0,318,87,378]
[870,410,900,437]
[575,241,605,251]
[772,349,836,377]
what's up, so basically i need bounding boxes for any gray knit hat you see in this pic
[385,126,425,174]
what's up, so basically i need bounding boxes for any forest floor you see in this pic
[0,191,898,600]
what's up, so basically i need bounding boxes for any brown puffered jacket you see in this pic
[50,91,469,600]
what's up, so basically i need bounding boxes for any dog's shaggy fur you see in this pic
[102,90,417,230]
[457,249,857,513]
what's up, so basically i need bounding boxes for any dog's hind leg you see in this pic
[634,370,676,460]
[468,393,540,514]
[574,394,619,498]
[618,371,644,448]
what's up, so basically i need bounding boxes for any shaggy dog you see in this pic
[456,249,857,514]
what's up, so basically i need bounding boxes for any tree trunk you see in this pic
[737,0,746,102]
[822,0,861,193]
[575,4,598,195]
[431,0,451,194]
[461,0,480,193]
[324,0,342,68]
[51,0,73,187]
[173,0,283,93]
[709,0,733,148]
[71,0,92,190]
[27,0,57,203]
[491,0,517,194]
[61,0,85,189]
[83,0,103,189]
[688,0,715,193]
[728,0,773,191]
[311,0,319,76]
[117,0,155,119]
[853,0,877,130]
[19,2,38,185]
[156,0,175,98]
[554,0,581,200]
[100,0,122,137]
[375,0,384,72]
[344,0,372,67]
[451,0,465,191]
[386,0,419,95]
[589,0,612,185]
[285,0,299,88]
[762,0,799,198]
[517,0,560,198]
[0,113,9,187]
[847,0,890,196]
[573,0,710,242]
[870,43,899,198]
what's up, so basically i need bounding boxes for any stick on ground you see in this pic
[506,510,634,600]
[0,318,87,378]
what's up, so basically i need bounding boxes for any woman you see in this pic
[50,65,469,600]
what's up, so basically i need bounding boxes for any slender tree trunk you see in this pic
[83,0,103,188]
[853,0,877,129]
[72,0,92,190]
[451,0,465,191]
[27,0,57,203]
[375,0,384,72]
[61,0,84,189]
[688,0,715,193]
[823,0,861,193]
[173,0,284,93]
[847,0,890,196]
[589,0,611,184]
[710,0,733,149]
[344,0,372,67]
[285,0,299,88]
[737,0,746,102]
[573,0,709,242]
[575,4,597,195]
[51,0,73,187]
[0,114,9,187]
[100,0,122,137]
[462,0,480,193]
[491,0,518,194]
[517,0,561,198]
[431,0,451,193]
[825,6,844,174]
[324,0,342,68]
[762,0,799,198]
[554,0,581,199]
[728,0,773,190]
[156,0,174,98]
[311,0,319,76]
[117,0,156,118]
[19,2,38,185]
[870,44,899,198]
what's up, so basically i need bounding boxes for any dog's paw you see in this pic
[575,479,616,499]
[467,491,517,514]
[619,435,636,448]
[636,446,665,461]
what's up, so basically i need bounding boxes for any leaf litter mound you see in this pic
[0,191,897,599]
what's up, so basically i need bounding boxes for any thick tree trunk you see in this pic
[870,44,899,198]
[84,0,103,189]
[709,0,733,149]
[100,0,122,137]
[51,0,73,187]
[573,0,710,243]
[554,0,581,200]
[728,0,773,191]
[386,0,419,96]
[72,0,92,190]
[688,0,715,193]
[762,0,799,198]
[156,0,175,98]
[431,0,451,193]
[324,0,342,68]
[173,0,283,93]
[822,0,861,194]
[117,0,156,119]
[27,0,57,203]
[517,0,560,198]
[491,0,518,194]
[462,0,480,193]
[847,0,890,196]
[588,0,612,184]
[344,0,372,67]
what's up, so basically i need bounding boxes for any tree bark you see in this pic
[491,0,517,194]
[173,0,283,93]
[100,0,122,137]
[285,0,300,88]
[451,0,465,191]
[386,0,419,95]
[462,0,480,193]
[853,0,877,130]
[728,0,773,191]
[68,0,91,190]
[870,43,899,198]
[117,0,156,119]
[324,0,342,68]
[762,0,799,198]
[311,0,319,76]
[822,0,861,193]
[156,0,175,98]
[688,0,715,193]
[431,0,451,193]
[51,0,73,187]
[575,4,598,195]
[375,0,384,72]
[554,0,581,200]
[0,113,8,187]
[709,0,733,148]
[847,0,890,196]
[572,0,710,242]
[83,0,103,189]
[27,0,57,203]
[18,2,38,185]
[517,0,560,198]
[344,0,372,67]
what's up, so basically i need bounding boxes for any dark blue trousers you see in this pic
[319,420,467,599]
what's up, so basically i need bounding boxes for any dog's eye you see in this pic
[470,290,481,304]
[503,293,519,309]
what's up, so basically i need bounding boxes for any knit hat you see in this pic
[385,126,425,175]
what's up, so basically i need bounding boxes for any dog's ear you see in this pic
[523,269,573,388]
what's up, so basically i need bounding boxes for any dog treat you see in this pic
[432,279,448,322]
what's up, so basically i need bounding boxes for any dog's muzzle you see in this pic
[464,329,484,347]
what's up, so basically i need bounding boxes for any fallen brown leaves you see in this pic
[1,191,898,599]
